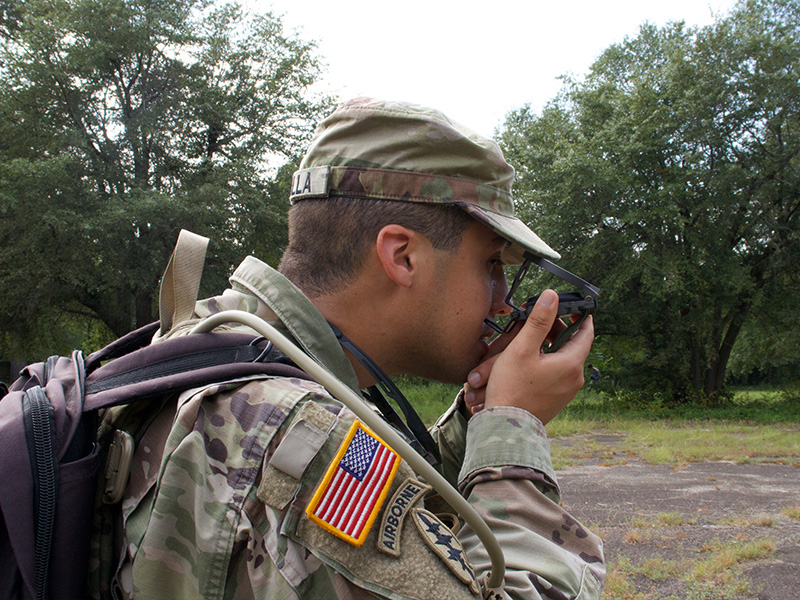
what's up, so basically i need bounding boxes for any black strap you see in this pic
[329,323,441,466]
[84,321,161,372]
[85,344,264,394]
[82,332,313,412]
[363,387,410,438]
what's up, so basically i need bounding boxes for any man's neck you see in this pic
[311,290,395,390]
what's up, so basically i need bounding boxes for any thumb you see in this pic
[517,289,559,350]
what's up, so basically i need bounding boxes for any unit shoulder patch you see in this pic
[412,508,480,595]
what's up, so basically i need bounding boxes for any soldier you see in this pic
[101,98,605,599]
[588,364,602,387]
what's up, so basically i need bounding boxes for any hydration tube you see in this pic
[190,310,506,589]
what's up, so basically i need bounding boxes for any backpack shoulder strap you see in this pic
[83,332,311,412]
[158,230,209,336]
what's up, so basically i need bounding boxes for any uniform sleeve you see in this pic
[456,406,605,600]
[429,392,469,489]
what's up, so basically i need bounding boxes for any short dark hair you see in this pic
[278,198,473,297]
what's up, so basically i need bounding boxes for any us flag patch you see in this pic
[306,420,400,546]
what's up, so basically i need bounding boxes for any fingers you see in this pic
[463,291,595,421]
[467,354,495,390]
[464,290,562,417]
[478,290,595,424]
[463,357,494,415]
[463,384,484,415]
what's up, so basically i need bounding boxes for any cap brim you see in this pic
[458,203,561,264]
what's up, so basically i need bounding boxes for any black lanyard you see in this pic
[329,323,441,467]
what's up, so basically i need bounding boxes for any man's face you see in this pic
[404,221,511,384]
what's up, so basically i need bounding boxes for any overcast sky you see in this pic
[247,0,739,137]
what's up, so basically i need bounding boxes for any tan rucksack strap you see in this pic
[159,230,209,335]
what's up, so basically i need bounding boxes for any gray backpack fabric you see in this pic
[0,321,308,600]
[0,231,308,600]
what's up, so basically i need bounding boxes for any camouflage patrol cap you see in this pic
[291,97,560,263]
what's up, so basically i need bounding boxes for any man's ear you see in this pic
[375,224,429,288]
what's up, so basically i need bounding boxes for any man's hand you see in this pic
[463,289,593,424]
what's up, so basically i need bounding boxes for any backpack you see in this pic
[0,231,308,600]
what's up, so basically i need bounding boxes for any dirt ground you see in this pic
[554,439,800,599]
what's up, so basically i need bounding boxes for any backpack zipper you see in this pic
[24,386,58,600]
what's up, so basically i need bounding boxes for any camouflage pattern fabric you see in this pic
[291,98,560,265]
[92,257,604,599]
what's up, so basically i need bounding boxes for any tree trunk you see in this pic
[135,289,156,332]
[702,307,749,399]
[690,334,703,393]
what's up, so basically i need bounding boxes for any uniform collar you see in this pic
[203,255,360,392]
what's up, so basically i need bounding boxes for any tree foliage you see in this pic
[500,0,800,400]
[0,0,332,356]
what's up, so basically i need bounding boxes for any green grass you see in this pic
[606,537,776,600]
[686,538,776,599]
[398,378,800,425]
[629,422,799,464]
[398,379,800,428]
[555,387,800,424]
[396,380,800,467]
[394,376,463,426]
[549,420,800,468]
[545,388,800,466]
[782,505,800,521]
[717,514,776,527]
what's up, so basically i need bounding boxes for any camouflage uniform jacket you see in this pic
[113,256,605,600]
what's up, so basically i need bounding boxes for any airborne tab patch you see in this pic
[306,420,400,546]
[377,477,430,556]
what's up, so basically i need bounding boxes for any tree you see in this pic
[728,267,800,385]
[0,0,332,356]
[500,0,800,401]
[0,1,21,38]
